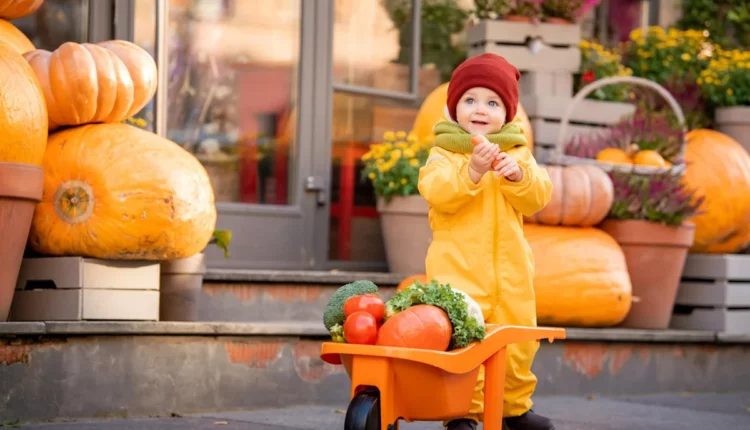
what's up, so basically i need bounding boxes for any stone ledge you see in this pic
[204,269,405,286]
[1,321,746,343]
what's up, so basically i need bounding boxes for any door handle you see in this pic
[305,176,326,206]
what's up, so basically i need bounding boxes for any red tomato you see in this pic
[344,294,385,322]
[343,311,379,345]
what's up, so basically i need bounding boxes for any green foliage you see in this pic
[677,0,750,49]
[361,131,432,202]
[209,229,232,259]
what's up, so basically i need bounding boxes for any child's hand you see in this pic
[469,135,500,180]
[494,152,523,182]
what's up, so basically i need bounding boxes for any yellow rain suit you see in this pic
[418,121,553,422]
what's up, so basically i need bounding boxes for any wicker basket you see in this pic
[548,76,688,176]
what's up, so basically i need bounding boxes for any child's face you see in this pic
[455,87,507,136]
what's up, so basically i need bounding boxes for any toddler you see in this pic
[418,53,554,430]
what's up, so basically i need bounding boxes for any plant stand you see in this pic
[714,107,750,153]
[159,252,206,321]
[376,195,432,275]
[672,253,750,333]
[0,163,43,322]
[600,219,695,329]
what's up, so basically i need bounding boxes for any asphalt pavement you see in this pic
[9,391,750,430]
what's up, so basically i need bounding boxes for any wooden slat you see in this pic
[682,253,750,281]
[670,309,750,334]
[676,281,750,307]
[520,96,636,125]
[469,45,580,72]
[467,19,581,46]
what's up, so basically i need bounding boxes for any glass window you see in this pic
[10,0,89,50]
[166,0,301,205]
[130,0,158,132]
[327,0,470,263]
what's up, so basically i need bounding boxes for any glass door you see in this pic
[145,0,323,270]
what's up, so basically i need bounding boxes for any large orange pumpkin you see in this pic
[24,40,158,130]
[411,81,533,150]
[524,164,613,227]
[0,19,34,54]
[0,40,47,165]
[376,304,452,351]
[29,123,217,260]
[524,224,632,327]
[682,129,750,253]
[0,0,43,20]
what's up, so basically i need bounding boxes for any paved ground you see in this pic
[9,392,750,429]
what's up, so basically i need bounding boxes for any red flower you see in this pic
[582,70,596,83]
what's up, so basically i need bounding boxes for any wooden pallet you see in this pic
[467,19,581,72]
[10,257,160,321]
[672,253,750,333]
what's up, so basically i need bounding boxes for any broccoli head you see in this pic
[323,280,379,332]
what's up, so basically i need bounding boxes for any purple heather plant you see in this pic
[607,170,704,226]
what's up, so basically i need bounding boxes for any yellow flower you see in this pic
[368,172,376,180]
[388,181,395,188]
[391,149,402,160]
[404,148,415,158]
[400,178,407,185]
[396,131,407,139]
[727,88,734,95]
[383,131,395,141]
[410,159,419,167]
[681,53,691,61]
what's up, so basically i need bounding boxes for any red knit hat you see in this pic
[446,53,521,125]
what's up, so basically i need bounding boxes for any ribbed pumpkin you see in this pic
[682,129,750,253]
[524,224,632,327]
[0,19,34,53]
[524,164,614,227]
[0,0,43,20]
[29,123,217,260]
[376,304,452,351]
[0,40,47,165]
[23,40,158,130]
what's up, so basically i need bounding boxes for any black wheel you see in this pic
[344,390,380,430]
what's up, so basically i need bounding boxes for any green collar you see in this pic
[432,120,527,154]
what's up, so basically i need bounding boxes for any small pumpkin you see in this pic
[376,304,452,351]
[632,149,667,167]
[23,40,158,130]
[396,274,427,292]
[0,40,47,165]
[524,164,614,227]
[682,129,750,253]
[0,0,43,20]
[0,19,34,54]
[595,147,633,165]
[29,123,217,260]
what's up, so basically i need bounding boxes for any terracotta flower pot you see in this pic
[543,17,573,25]
[599,219,695,329]
[0,162,44,321]
[376,195,432,275]
[503,15,532,22]
[159,252,206,321]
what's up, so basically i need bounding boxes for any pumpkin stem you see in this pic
[54,180,94,224]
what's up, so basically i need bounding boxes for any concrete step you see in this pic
[2,321,750,424]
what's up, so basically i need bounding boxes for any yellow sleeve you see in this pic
[498,145,553,217]
[417,146,487,214]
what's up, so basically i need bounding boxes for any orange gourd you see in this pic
[29,123,217,260]
[632,149,667,167]
[682,129,750,253]
[524,224,632,327]
[396,274,427,292]
[0,0,42,20]
[24,40,158,130]
[0,19,34,54]
[524,164,614,227]
[376,304,452,351]
[0,40,47,165]
[595,147,633,165]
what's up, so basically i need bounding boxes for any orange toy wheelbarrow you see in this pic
[320,324,566,430]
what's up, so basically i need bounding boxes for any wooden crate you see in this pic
[10,257,160,321]
[671,253,750,333]
[521,95,636,158]
[467,19,581,73]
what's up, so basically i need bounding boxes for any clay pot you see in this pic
[159,252,206,321]
[377,195,432,275]
[543,17,573,24]
[600,219,695,329]
[0,163,44,321]
[503,15,532,22]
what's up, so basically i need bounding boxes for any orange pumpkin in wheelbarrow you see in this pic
[320,280,566,430]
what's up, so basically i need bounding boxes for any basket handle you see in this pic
[555,75,689,151]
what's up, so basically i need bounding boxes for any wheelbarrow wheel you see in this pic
[344,389,400,430]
